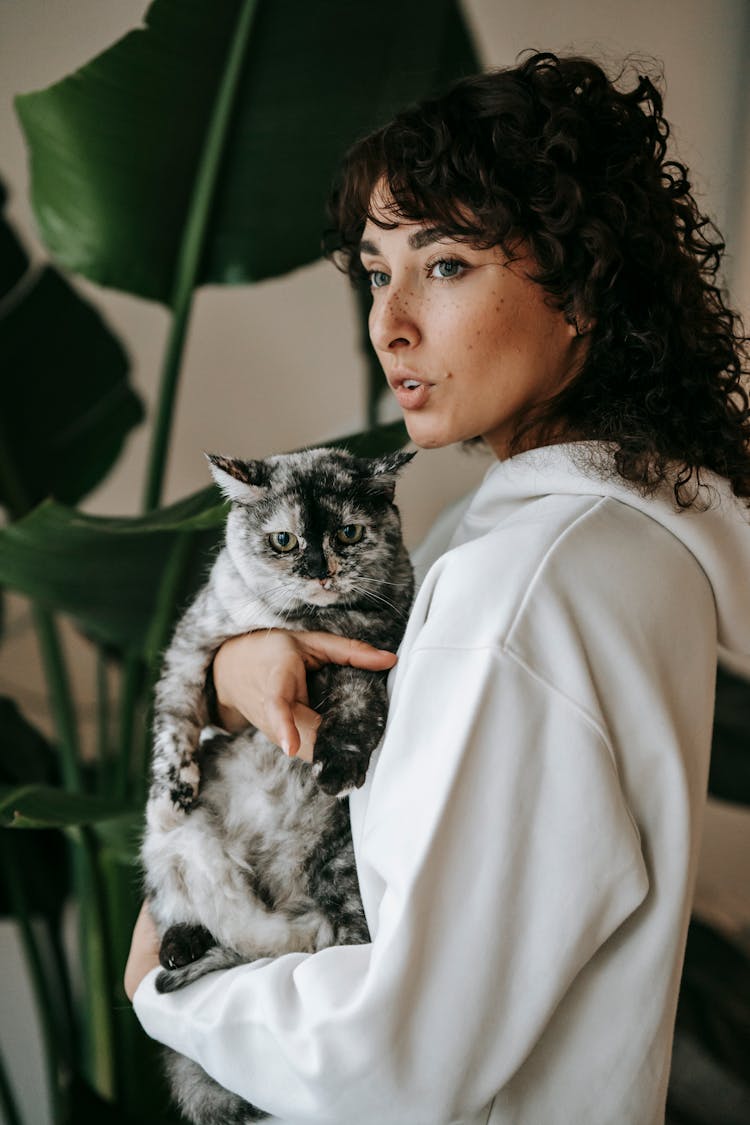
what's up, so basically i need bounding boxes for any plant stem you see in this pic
[0,421,29,519]
[0,1043,25,1125]
[0,388,84,1116]
[0,425,81,794]
[44,915,78,1065]
[0,394,81,794]
[32,609,82,793]
[144,534,195,671]
[72,829,117,1101]
[96,651,111,783]
[0,838,63,1123]
[114,655,143,802]
[141,0,261,513]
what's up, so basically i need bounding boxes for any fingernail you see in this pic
[281,739,291,755]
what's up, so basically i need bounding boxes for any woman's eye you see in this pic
[336,524,365,545]
[367,270,390,289]
[429,258,465,280]
[268,531,298,553]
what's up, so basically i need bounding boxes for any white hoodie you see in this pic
[134,442,750,1124]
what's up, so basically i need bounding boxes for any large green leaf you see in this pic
[0,502,220,652]
[16,0,478,304]
[0,700,69,918]
[0,784,132,829]
[0,421,409,651]
[0,266,143,513]
[0,696,58,787]
[0,181,144,514]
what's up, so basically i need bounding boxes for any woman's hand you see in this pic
[212,630,398,762]
[124,901,161,1002]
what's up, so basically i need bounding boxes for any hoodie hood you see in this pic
[449,442,750,676]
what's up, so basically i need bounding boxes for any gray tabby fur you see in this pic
[141,446,414,1125]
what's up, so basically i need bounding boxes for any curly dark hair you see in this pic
[326,51,750,509]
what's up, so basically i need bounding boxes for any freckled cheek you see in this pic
[460,324,501,369]
[480,301,529,359]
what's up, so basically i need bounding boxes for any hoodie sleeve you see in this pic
[133,642,648,1123]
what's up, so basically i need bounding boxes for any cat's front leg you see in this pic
[149,704,211,821]
[149,593,228,817]
[310,666,389,796]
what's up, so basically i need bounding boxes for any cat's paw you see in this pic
[164,758,201,813]
[159,923,215,970]
[312,746,369,797]
[156,944,247,994]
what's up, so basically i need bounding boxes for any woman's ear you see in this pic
[564,299,596,339]
[566,314,597,338]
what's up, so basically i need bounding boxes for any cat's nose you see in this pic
[303,546,328,579]
[319,578,334,590]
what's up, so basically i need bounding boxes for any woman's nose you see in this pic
[369,287,421,352]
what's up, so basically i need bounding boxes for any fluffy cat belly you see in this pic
[144,732,344,957]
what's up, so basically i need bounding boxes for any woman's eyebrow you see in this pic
[359,228,445,257]
[408,228,443,250]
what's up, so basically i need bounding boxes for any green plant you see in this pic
[3,5,748,1122]
[0,2,478,1121]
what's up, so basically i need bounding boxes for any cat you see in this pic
[141,446,415,1125]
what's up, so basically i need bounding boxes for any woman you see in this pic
[126,52,750,1122]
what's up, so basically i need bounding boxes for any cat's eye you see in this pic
[268,531,298,553]
[336,524,364,545]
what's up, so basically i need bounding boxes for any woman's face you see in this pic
[360,194,588,458]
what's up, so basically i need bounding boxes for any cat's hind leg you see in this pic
[155,943,251,993]
[165,1049,268,1123]
[159,922,215,970]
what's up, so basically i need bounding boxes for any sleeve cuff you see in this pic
[132,966,162,1019]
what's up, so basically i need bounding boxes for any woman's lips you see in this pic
[390,374,433,410]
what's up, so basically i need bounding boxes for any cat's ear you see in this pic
[361,449,416,500]
[205,454,269,504]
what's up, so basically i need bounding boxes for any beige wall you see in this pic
[0,4,748,1121]
[1,0,747,532]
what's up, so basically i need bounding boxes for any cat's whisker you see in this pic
[271,590,302,626]
[348,580,402,607]
[352,590,398,612]
[347,582,400,615]
[260,585,305,620]
[261,589,292,613]
[362,578,413,589]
